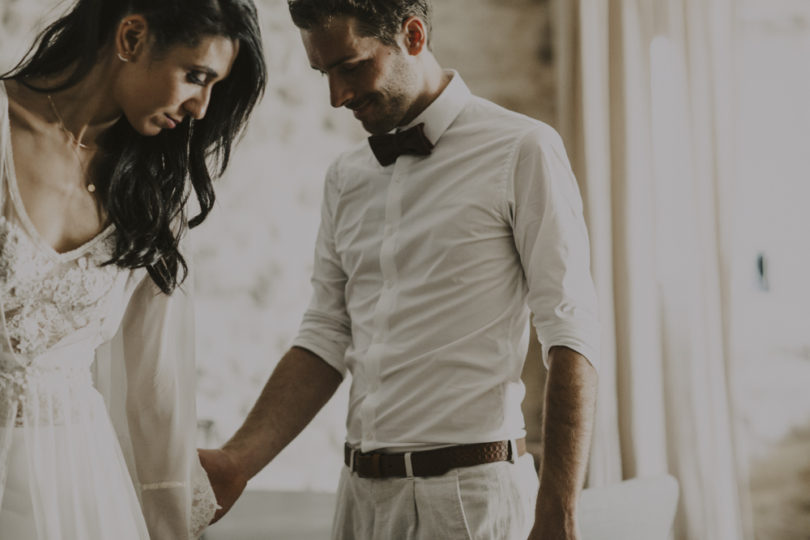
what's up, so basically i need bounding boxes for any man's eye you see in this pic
[340,62,362,73]
[186,71,206,85]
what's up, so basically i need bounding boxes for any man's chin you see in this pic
[358,115,400,136]
[359,120,382,135]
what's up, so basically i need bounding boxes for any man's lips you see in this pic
[349,99,371,118]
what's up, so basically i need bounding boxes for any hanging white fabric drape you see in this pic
[554,0,753,538]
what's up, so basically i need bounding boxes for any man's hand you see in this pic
[198,448,249,524]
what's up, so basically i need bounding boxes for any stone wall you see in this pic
[0,0,554,492]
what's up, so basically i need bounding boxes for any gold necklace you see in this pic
[47,94,96,193]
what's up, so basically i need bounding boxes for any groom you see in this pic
[201,1,600,538]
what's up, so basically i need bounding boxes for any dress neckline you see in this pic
[0,80,115,262]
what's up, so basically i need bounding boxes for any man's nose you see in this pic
[329,76,353,109]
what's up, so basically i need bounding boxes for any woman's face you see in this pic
[115,34,240,136]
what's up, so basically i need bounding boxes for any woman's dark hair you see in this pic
[2,0,267,293]
[288,0,432,47]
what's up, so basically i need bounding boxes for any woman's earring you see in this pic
[117,53,130,63]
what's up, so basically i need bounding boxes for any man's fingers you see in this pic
[210,506,227,524]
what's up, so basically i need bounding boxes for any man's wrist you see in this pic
[218,443,255,483]
[536,490,578,516]
[533,494,579,539]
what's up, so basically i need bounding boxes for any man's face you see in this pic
[301,16,420,135]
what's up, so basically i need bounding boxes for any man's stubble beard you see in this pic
[361,55,419,135]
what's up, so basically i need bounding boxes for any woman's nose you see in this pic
[185,86,212,120]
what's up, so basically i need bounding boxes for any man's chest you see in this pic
[331,155,514,281]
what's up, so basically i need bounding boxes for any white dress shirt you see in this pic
[293,72,599,452]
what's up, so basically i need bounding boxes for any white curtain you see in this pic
[554,0,753,538]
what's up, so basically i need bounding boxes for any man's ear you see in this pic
[401,16,428,56]
[115,15,149,62]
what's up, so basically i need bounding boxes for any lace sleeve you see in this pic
[190,456,219,536]
[137,458,217,537]
[98,270,215,539]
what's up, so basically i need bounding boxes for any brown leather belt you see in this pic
[344,438,527,479]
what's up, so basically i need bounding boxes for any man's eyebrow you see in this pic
[312,55,356,72]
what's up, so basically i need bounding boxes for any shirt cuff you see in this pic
[291,334,348,378]
[536,324,600,372]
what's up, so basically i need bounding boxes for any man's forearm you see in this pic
[222,346,344,480]
[535,346,597,529]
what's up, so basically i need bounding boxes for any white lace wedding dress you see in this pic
[0,81,217,538]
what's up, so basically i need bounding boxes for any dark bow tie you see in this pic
[368,123,434,166]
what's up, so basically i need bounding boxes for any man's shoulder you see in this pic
[461,95,562,142]
[323,138,376,186]
[329,138,373,168]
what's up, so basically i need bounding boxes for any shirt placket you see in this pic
[359,161,405,448]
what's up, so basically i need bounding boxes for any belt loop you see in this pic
[508,439,517,464]
[349,448,357,472]
[404,452,414,478]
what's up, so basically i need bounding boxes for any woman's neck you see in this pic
[29,57,124,147]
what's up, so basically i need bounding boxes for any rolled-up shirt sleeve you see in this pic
[509,125,600,370]
[292,162,352,377]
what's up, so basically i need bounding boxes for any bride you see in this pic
[0,0,266,537]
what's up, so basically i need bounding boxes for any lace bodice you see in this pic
[0,214,119,359]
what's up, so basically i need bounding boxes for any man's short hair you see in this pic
[288,0,432,47]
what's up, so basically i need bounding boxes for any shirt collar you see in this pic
[399,70,471,147]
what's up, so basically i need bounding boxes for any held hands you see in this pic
[197,448,249,524]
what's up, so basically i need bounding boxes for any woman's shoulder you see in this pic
[0,79,21,113]
[2,80,45,133]
[0,79,7,123]
[0,79,9,161]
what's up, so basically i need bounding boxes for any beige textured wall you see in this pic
[0,0,554,491]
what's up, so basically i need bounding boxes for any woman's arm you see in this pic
[105,273,216,539]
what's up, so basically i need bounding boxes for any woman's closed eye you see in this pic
[186,70,208,86]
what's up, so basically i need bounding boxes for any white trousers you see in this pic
[332,452,539,540]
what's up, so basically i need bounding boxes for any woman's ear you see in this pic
[115,15,149,63]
